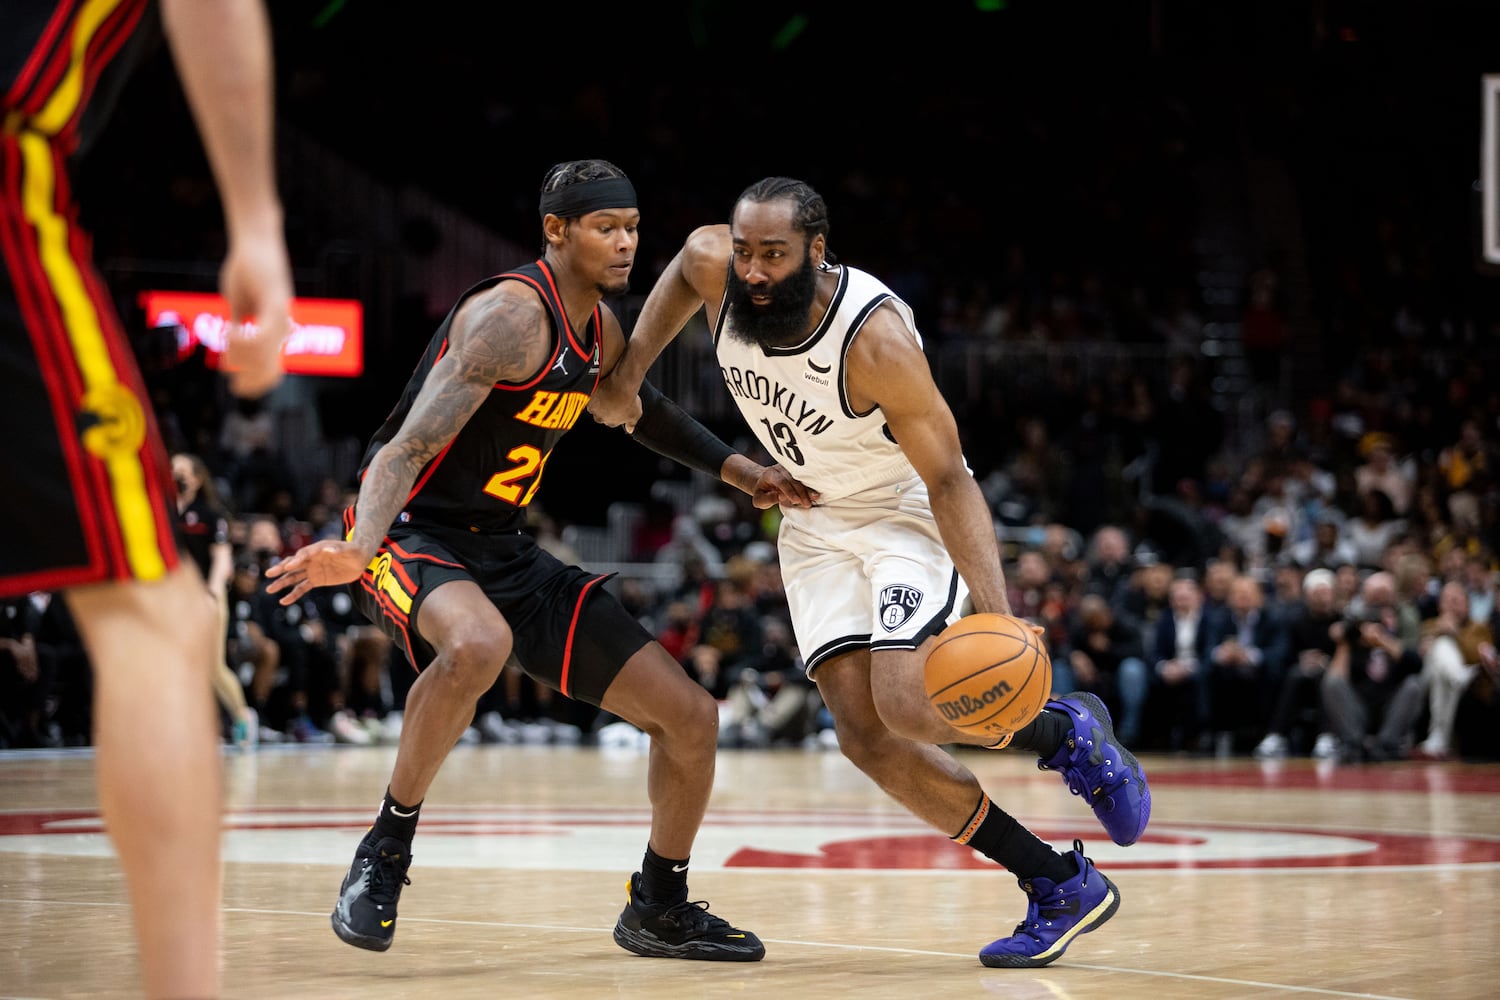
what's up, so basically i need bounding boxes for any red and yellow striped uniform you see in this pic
[1,0,178,595]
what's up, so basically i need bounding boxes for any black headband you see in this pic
[538,177,638,220]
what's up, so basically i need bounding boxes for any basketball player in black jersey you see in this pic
[267,160,814,962]
[2,2,290,996]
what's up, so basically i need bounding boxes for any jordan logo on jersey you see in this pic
[551,351,569,376]
[878,585,924,631]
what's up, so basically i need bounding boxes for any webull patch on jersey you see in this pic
[879,585,923,632]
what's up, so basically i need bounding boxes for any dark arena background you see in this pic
[78,0,1500,528]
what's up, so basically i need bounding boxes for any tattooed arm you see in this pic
[266,283,551,604]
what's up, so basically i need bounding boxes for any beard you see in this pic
[724,253,819,348]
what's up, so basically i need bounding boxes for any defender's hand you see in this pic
[589,374,644,432]
[264,540,370,606]
[750,464,820,510]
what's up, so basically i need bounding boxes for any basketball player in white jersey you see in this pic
[592,177,1151,968]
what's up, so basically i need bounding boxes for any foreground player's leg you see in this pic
[70,567,223,999]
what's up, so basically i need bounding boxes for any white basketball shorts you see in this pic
[777,474,968,674]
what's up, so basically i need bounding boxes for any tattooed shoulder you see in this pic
[449,283,552,384]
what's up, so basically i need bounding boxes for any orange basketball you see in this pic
[924,613,1052,741]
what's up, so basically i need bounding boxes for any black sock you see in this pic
[953,793,1073,883]
[638,844,689,906]
[366,786,422,847]
[1008,708,1070,758]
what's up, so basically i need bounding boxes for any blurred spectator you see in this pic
[1286,509,1357,571]
[1149,574,1215,752]
[1059,594,1149,745]
[1201,558,1236,617]
[0,593,90,747]
[1464,552,1496,627]
[1353,433,1414,516]
[1081,524,1136,608]
[1320,570,1423,762]
[1408,580,1495,760]
[1,595,55,748]
[1206,574,1288,755]
[720,617,823,748]
[1254,568,1344,759]
[1345,490,1406,570]
[172,451,258,750]
[1436,418,1492,508]
[1117,560,1173,662]
[1007,549,1054,622]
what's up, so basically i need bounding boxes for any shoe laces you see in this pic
[361,847,412,905]
[1012,841,1090,936]
[647,897,735,935]
[1040,729,1129,806]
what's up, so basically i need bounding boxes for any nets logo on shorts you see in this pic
[878,585,923,632]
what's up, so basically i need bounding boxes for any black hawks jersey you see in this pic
[357,259,603,533]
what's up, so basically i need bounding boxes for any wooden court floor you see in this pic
[3,742,1498,999]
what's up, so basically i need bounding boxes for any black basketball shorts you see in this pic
[349,518,651,706]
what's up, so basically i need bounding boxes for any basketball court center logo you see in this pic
[879,584,923,631]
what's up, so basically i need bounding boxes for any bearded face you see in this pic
[723,241,820,348]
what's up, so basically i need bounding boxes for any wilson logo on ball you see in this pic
[934,678,1015,722]
[923,613,1052,739]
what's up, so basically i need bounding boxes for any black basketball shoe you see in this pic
[330,836,412,952]
[612,873,765,961]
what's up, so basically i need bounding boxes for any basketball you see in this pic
[924,613,1052,741]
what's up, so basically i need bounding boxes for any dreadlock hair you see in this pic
[537,159,634,252]
[735,176,833,261]
[541,158,630,198]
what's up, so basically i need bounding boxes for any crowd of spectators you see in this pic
[4,343,1498,763]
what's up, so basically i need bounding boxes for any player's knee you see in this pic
[641,681,718,745]
[433,630,510,696]
[869,688,931,744]
[835,720,895,775]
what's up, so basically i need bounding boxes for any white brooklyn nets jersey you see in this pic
[711,263,919,501]
[712,263,968,672]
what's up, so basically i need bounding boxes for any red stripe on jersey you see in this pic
[558,573,610,698]
[3,0,77,108]
[57,0,146,147]
[0,137,110,581]
[385,538,464,570]
[534,259,595,361]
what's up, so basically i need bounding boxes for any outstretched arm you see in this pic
[161,0,291,399]
[590,225,731,430]
[266,287,552,603]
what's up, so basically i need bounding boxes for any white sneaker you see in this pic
[544,719,583,744]
[478,711,519,744]
[1311,732,1340,759]
[1253,733,1289,759]
[330,709,373,745]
